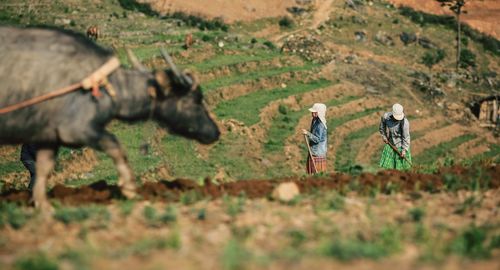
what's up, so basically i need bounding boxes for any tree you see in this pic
[436,0,467,71]
[422,49,446,87]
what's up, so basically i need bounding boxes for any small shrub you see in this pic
[0,202,29,230]
[159,205,177,224]
[197,208,206,220]
[143,205,157,224]
[221,239,251,270]
[278,104,288,115]
[460,49,477,69]
[263,40,276,50]
[443,174,463,191]
[250,38,257,44]
[201,35,213,42]
[288,229,307,247]
[54,205,110,225]
[14,252,58,270]
[180,190,203,205]
[450,226,491,259]
[119,200,135,216]
[321,227,401,261]
[454,195,481,215]
[224,194,246,218]
[279,16,294,28]
[408,207,425,222]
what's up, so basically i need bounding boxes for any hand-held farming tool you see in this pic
[304,134,318,173]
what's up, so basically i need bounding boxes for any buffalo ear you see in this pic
[154,70,170,89]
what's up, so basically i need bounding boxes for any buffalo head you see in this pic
[135,49,220,144]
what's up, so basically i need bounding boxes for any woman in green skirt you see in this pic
[379,103,412,170]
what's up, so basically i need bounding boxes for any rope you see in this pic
[0,82,82,114]
[0,57,120,115]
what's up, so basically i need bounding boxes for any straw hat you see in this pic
[308,103,327,129]
[392,103,405,121]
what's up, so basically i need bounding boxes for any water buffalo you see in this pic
[0,26,220,210]
[86,25,99,41]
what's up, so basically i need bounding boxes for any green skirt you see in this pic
[379,144,412,170]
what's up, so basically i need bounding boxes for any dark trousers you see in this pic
[20,144,37,190]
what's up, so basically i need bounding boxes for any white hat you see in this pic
[308,103,327,129]
[392,103,405,121]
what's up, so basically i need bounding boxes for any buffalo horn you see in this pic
[160,48,194,86]
[126,48,148,72]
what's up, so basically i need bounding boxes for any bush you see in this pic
[321,227,401,260]
[0,202,30,230]
[460,49,477,69]
[450,226,492,259]
[278,104,288,115]
[117,0,159,16]
[54,205,110,225]
[399,6,500,56]
[14,252,58,270]
[169,12,229,31]
[408,207,425,222]
[263,40,276,50]
[279,16,294,28]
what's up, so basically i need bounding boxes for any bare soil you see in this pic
[2,164,498,204]
[388,0,500,39]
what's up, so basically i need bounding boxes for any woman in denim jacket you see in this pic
[302,103,327,174]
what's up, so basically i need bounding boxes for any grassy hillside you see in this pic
[0,0,498,188]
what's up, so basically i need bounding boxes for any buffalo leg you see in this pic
[93,131,137,199]
[32,147,57,211]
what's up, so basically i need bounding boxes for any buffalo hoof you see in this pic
[35,200,55,217]
[119,182,137,199]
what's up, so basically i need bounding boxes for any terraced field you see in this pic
[0,0,499,269]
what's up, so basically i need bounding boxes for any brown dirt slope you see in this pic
[388,0,500,39]
[141,0,298,22]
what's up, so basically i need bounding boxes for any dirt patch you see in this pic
[1,164,498,205]
[412,123,468,156]
[205,69,314,107]
[328,111,383,169]
[143,0,300,23]
[388,0,500,39]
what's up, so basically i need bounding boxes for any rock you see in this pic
[400,32,417,45]
[417,37,437,49]
[281,34,333,64]
[351,16,367,25]
[344,54,358,64]
[272,182,300,202]
[55,18,72,25]
[354,31,366,42]
[375,31,394,46]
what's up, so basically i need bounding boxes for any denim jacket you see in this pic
[379,112,410,151]
[307,118,327,157]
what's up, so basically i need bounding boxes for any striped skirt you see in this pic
[306,156,327,174]
[379,144,412,170]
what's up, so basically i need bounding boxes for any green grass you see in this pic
[327,107,381,132]
[468,144,500,164]
[209,132,260,180]
[335,124,379,172]
[215,79,333,126]
[161,135,215,180]
[415,134,477,165]
[264,95,361,154]
[320,226,402,261]
[65,122,161,186]
[203,63,320,92]
[54,205,110,225]
[188,51,282,72]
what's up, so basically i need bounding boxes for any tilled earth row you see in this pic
[1,164,498,205]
